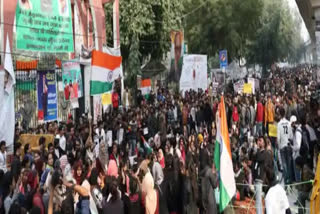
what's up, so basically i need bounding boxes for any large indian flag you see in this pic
[214,96,236,212]
[90,50,122,95]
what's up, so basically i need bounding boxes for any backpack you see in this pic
[299,127,311,158]
[245,107,252,125]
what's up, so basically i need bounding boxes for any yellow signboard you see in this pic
[268,124,277,137]
[243,83,252,94]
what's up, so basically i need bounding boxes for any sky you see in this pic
[287,0,310,42]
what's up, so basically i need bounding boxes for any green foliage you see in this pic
[246,0,304,70]
[184,0,263,62]
[104,0,184,89]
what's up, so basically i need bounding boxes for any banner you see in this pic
[170,31,184,82]
[233,80,244,94]
[37,70,58,121]
[16,0,74,52]
[93,95,102,124]
[219,50,228,69]
[62,60,83,100]
[180,55,208,93]
[248,78,255,94]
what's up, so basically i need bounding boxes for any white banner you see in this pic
[255,78,260,92]
[93,95,102,124]
[179,55,207,93]
[248,78,255,94]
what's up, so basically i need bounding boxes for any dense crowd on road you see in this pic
[0,65,319,214]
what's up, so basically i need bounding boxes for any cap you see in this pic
[290,115,297,124]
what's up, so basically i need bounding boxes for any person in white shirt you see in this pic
[290,115,302,182]
[57,126,66,154]
[0,141,7,173]
[277,108,293,184]
[95,121,106,143]
[265,167,291,214]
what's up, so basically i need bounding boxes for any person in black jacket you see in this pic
[253,136,273,214]
[182,158,198,214]
[163,154,182,214]
[199,154,217,214]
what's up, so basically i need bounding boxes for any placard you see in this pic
[243,83,252,94]
[268,124,277,137]
[62,60,83,100]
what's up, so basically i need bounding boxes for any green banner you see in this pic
[16,0,74,52]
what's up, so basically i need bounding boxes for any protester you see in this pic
[0,64,319,214]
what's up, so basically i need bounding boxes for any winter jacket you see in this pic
[264,100,274,125]
[199,166,217,214]
[256,102,264,123]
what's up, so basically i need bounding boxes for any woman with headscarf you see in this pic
[178,137,186,163]
[73,160,84,185]
[107,160,119,178]
[141,172,159,214]
[157,149,165,169]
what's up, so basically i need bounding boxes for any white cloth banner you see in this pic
[93,95,102,124]
[248,78,255,94]
[179,55,207,93]
[0,36,15,154]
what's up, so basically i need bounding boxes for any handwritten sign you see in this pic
[268,124,277,137]
[243,83,252,94]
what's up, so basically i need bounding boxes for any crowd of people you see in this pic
[0,65,319,214]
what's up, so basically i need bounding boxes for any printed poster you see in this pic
[212,82,219,96]
[16,0,74,52]
[179,55,208,93]
[62,60,83,100]
[248,78,255,94]
[170,31,184,82]
[37,70,57,121]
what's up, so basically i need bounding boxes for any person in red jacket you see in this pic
[232,104,240,124]
[256,96,264,137]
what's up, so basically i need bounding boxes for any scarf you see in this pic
[142,172,157,214]
[107,160,118,178]
[158,149,165,169]
[73,160,83,185]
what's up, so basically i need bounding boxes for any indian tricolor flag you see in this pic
[214,96,236,212]
[140,79,151,95]
[90,50,122,95]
